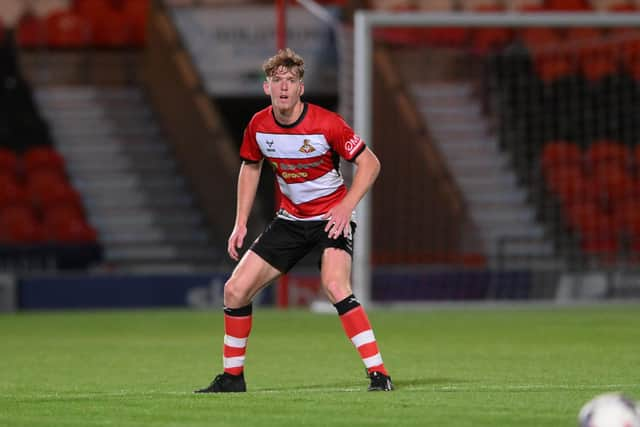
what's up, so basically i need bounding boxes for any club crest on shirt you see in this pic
[298,139,316,154]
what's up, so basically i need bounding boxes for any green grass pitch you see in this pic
[1,305,638,426]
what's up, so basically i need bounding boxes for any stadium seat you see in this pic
[521,28,562,49]
[45,214,97,243]
[564,200,611,232]
[535,53,575,83]
[589,166,635,204]
[25,171,81,212]
[41,199,95,244]
[30,0,69,18]
[612,199,640,235]
[545,165,592,204]
[468,3,513,54]
[584,140,629,170]
[15,13,47,50]
[578,42,617,82]
[0,174,27,209]
[414,0,454,10]
[0,204,44,243]
[547,0,593,10]
[122,0,149,47]
[581,232,619,261]
[73,0,113,46]
[459,0,501,9]
[541,140,583,170]
[0,148,19,176]
[381,0,467,46]
[595,1,636,12]
[92,8,132,48]
[45,10,92,48]
[504,0,545,10]
[22,146,66,174]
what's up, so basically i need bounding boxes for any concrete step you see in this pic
[57,140,167,154]
[84,193,193,209]
[439,142,499,158]
[428,121,489,135]
[482,226,545,240]
[411,83,473,99]
[104,245,220,263]
[466,191,526,204]
[73,176,185,192]
[473,209,536,224]
[51,125,160,138]
[448,155,509,170]
[92,213,202,229]
[67,158,176,174]
[101,230,209,245]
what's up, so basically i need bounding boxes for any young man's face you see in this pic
[264,66,304,111]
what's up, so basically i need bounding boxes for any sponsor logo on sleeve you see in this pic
[344,134,363,156]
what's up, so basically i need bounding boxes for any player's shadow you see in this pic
[258,377,469,393]
[394,376,469,389]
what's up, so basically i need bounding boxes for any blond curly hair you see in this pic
[262,48,305,80]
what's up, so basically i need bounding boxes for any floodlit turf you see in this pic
[0,305,639,426]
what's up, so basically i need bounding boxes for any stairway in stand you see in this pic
[411,82,563,270]
[36,86,224,272]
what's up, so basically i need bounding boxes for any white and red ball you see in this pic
[579,393,640,427]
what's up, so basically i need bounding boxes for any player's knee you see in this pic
[323,280,351,303]
[224,277,250,307]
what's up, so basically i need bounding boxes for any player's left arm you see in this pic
[323,147,381,239]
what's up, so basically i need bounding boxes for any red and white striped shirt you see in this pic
[240,103,366,220]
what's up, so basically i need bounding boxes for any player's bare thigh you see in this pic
[224,250,281,308]
[320,248,353,304]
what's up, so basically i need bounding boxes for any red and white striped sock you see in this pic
[335,295,388,376]
[222,304,252,376]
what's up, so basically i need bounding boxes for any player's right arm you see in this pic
[228,160,263,261]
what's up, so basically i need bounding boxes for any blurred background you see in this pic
[1,0,640,312]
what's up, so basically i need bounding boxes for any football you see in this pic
[579,393,640,427]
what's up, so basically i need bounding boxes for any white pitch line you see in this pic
[4,383,639,399]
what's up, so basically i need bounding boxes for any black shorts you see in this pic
[250,218,356,273]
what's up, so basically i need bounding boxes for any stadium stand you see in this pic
[0,31,101,270]
[1,0,639,303]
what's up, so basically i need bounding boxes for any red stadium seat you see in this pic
[521,28,561,49]
[0,204,44,244]
[469,4,512,54]
[45,215,97,243]
[612,199,640,236]
[45,10,92,48]
[541,140,582,171]
[546,0,592,11]
[545,165,592,204]
[584,140,629,170]
[22,146,66,174]
[42,201,95,244]
[42,203,85,227]
[535,53,575,83]
[579,45,618,82]
[581,233,619,260]
[93,9,132,47]
[16,13,47,48]
[123,0,149,47]
[589,166,635,204]
[0,174,28,209]
[26,176,82,212]
[0,148,19,176]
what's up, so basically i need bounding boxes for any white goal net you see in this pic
[352,11,640,305]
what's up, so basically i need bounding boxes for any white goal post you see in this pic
[352,11,640,307]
